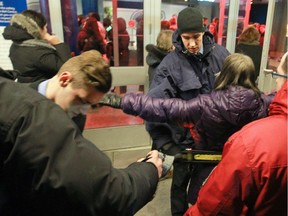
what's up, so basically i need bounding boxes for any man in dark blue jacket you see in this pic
[146,7,230,215]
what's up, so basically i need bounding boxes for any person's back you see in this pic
[235,26,262,78]
[0,77,161,216]
[2,10,71,83]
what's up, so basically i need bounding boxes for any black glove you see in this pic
[98,93,122,108]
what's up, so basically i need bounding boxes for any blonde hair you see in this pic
[238,26,260,44]
[58,50,112,93]
[156,30,174,52]
[214,53,260,94]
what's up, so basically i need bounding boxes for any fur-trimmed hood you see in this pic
[3,13,41,41]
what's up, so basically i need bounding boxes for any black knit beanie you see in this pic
[177,7,205,34]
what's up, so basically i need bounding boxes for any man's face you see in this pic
[180,32,204,54]
[54,73,104,117]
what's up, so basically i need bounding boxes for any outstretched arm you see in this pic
[99,92,205,124]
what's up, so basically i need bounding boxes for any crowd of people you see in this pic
[0,6,287,216]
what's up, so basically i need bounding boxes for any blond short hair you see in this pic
[58,50,112,93]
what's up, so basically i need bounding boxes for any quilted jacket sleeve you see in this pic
[121,93,206,124]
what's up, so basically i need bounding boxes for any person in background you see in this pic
[161,20,171,30]
[184,52,287,216]
[92,12,107,45]
[0,68,162,216]
[77,12,106,55]
[143,7,230,216]
[2,9,71,83]
[208,17,219,43]
[117,17,130,67]
[169,15,177,31]
[136,15,144,66]
[103,17,114,65]
[145,30,174,86]
[235,25,263,79]
[258,24,266,46]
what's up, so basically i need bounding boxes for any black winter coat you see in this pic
[2,14,71,83]
[235,43,263,77]
[0,78,158,216]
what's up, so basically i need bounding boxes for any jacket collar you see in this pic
[269,81,288,116]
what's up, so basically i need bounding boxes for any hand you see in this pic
[98,93,122,109]
[43,33,62,45]
[138,150,163,178]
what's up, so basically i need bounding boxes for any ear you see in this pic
[59,72,72,87]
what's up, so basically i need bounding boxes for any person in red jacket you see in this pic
[77,12,106,54]
[184,52,287,216]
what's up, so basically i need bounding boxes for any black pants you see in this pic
[170,162,216,216]
[170,161,191,216]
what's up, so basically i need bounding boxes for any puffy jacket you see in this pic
[0,77,159,216]
[121,85,273,151]
[2,14,71,83]
[146,30,230,149]
[184,81,288,216]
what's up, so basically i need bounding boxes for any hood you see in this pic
[145,44,169,66]
[117,17,127,33]
[269,81,288,116]
[172,30,215,57]
[0,68,19,80]
[2,25,33,41]
[2,14,41,41]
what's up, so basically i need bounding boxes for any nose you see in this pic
[188,38,196,47]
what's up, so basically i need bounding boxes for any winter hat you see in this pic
[177,7,205,34]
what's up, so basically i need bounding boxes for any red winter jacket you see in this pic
[184,81,287,216]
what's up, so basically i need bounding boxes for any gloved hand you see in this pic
[98,93,122,108]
